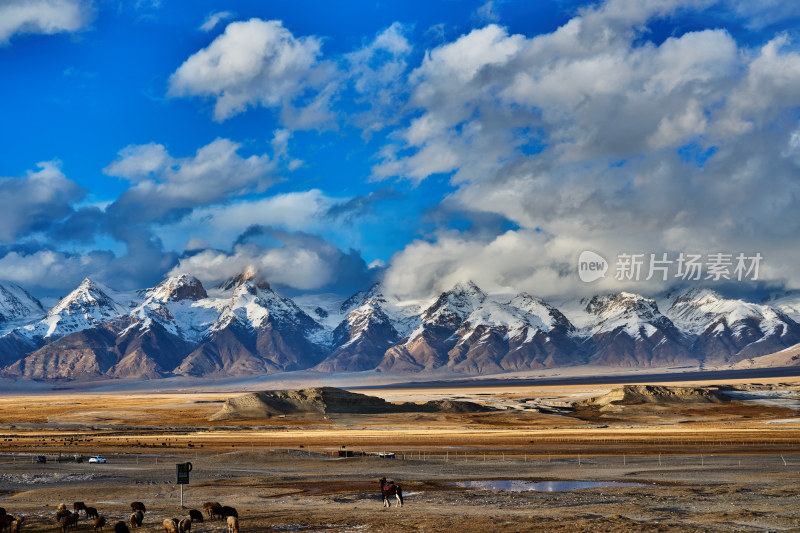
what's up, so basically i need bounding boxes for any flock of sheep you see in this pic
[1,500,240,532]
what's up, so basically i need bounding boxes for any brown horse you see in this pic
[379,477,403,507]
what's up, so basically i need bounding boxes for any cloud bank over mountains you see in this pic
[1,0,800,302]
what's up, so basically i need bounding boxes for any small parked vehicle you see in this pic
[88,455,107,464]
[36,455,47,463]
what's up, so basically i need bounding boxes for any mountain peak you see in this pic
[586,292,659,318]
[151,274,207,302]
[449,280,485,296]
[217,267,271,292]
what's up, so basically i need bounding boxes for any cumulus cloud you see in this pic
[102,142,170,182]
[170,230,378,294]
[0,0,92,44]
[152,190,336,251]
[168,18,335,124]
[0,161,84,242]
[374,0,800,297]
[105,138,279,225]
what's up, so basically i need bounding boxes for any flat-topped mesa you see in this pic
[578,385,730,408]
[209,387,492,420]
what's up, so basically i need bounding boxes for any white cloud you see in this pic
[169,231,376,293]
[106,138,279,223]
[153,190,337,251]
[199,10,233,32]
[0,0,92,44]
[0,161,84,242]
[103,142,170,182]
[168,18,333,123]
[376,0,800,296]
[171,243,334,291]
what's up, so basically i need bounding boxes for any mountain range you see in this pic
[0,271,799,381]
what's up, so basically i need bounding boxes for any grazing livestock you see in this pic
[226,516,239,533]
[85,507,99,520]
[129,511,143,528]
[61,512,80,532]
[114,521,130,533]
[94,515,106,532]
[10,519,22,533]
[379,477,403,508]
[219,506,238,519]
[202,502,221,519]
[188,509,203,523]
[56,507,72,522]
[73,503,86,513]
[178,518,191,533]
[130,502,146,514]
[162,518,179,533]
[0,508,5,516]
[0,515,14,532]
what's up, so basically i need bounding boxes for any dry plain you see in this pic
[1,375,799,532]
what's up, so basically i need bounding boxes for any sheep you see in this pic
[130,502,146,514]
[162,518,178,533]
[178,518,191,533]
[85,507,99,520]
[202,502,221,519]
[73,502,86,513]
[113,521,130,533]
[94,515,106,532]
[226,516,239,533]
[188,509,203,523]
[129,511,143,528]
[219,506,238,519]
[61,512,80,532]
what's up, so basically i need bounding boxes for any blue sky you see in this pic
[2,0,800,300]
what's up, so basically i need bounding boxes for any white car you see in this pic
[88,456,106,464]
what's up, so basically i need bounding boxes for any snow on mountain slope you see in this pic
[18,278,130,341]
[582,292,694,367]
[128,274,219,343]
[666,288,800,363]
[667,288,789,336]
[0,282,44,334]
[761,290,800,323]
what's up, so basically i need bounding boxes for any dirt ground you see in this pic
[0,378,799,532]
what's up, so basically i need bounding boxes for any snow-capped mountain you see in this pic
[26,278,130,341]
[0,282,44,334]
[443,293,582,374]
[761,290,800,323]
[666,288,800,364]
[582,292,694,367]
[175,275,327,377]
[1,274,800,381]
[378,281,488,372]
[313,286,406,373]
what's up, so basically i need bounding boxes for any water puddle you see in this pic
[455,480,643,492]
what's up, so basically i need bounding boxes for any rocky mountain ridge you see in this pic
[0,275,799,381]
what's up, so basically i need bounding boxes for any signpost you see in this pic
[176,462,192,508]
